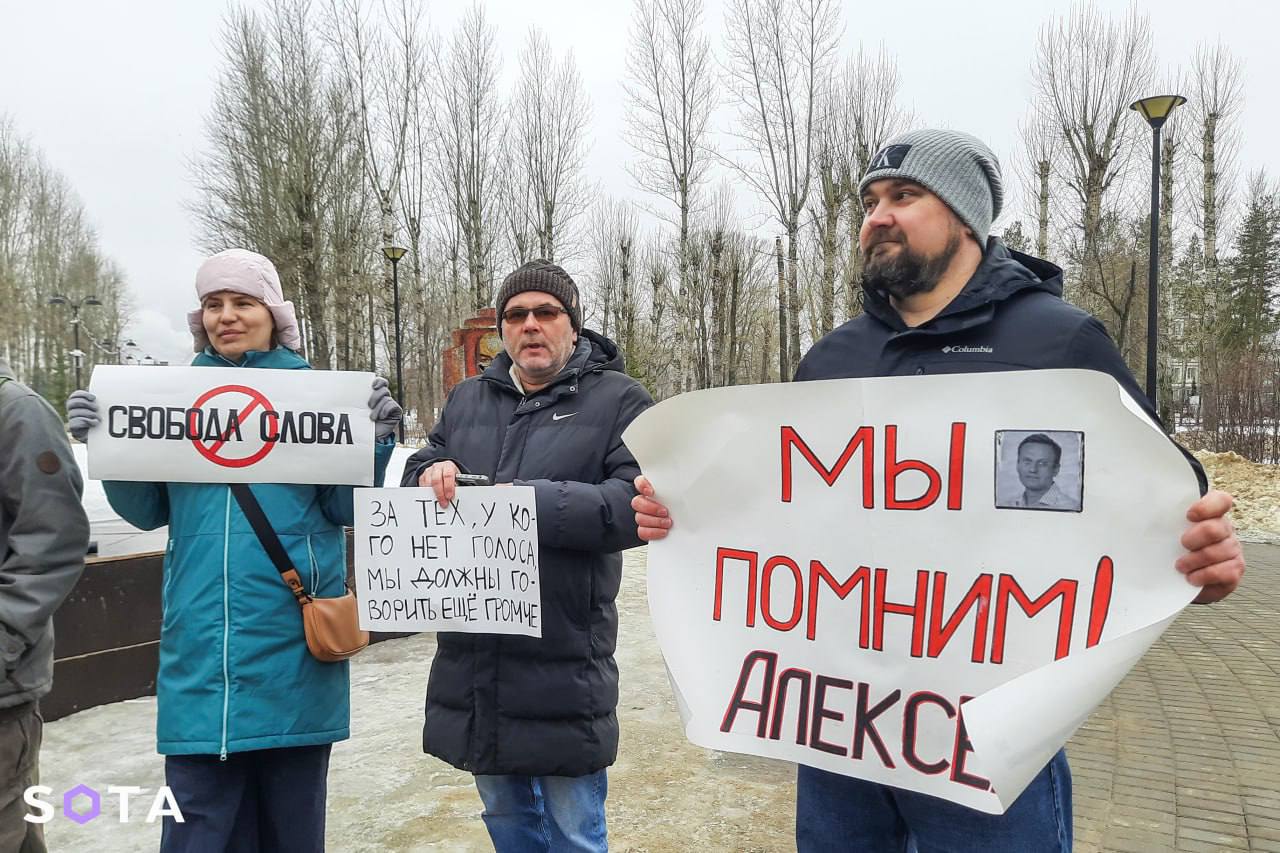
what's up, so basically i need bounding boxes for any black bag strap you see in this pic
[229,483,310,604]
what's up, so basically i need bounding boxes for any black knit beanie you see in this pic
[495,259,582,333]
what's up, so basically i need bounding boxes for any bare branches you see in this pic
[1032,4,1154,245]
[511,27,592,264]
[430,4,505,309]
[1015,105,1060,259]
[1187,40,1244,267]
[835,43,911,320]
[324,0,427,240]
[722,0,841,376]
[0,116,131,397]
[624,0,715,221]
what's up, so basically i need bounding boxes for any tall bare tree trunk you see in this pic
[1037,159,1050,257]
[776,236,788,380]
[786,229,801,375]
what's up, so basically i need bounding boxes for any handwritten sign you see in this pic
[622,369,1201,813]
[86,365,375,485]
[354,487,542,636]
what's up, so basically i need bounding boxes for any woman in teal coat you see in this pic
[67,249,400,852]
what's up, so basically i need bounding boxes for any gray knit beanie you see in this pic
[859,128,1004,245]
[495,259,582,333]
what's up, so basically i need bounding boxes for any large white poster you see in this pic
[86,365,376,485]
[622,369,1201,814]
[354,486,542,637]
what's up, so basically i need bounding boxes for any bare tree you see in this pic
[325,0,423,247]
[431,4,504,310]
[723,0,841,376]
[585,196,640,346]
[512,27,592,264]
[1032,5,1153,261]
[839,45,912,318]
[808,77,851,338]
[624,0,716,390]
[325,0,429,393]
[1031,3,1154,350]
[191,0,350,367]
[1187,40,1244,271]
[1016,105,1060,259]
[0,117,131,398]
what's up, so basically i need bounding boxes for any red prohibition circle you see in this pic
[190,384,280,468]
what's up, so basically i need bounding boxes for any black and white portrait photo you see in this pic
[994,430,1084,512]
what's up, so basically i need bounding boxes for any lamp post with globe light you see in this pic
[47,294,102,389]
[1130,94,1187,410]
[381,244,409,443]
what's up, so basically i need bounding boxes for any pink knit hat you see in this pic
[188,249,302,352]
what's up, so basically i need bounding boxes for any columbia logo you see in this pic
[942,345,994,354]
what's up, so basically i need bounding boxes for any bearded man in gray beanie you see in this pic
[402,259,653,852]
[632,128,1245,851]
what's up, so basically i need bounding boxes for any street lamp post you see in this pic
[101,337,138,365]
[48,294,102,390]
[381,244,409,443]
[1130,94,1187,411]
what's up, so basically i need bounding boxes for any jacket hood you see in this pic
[481,327,626,389]
[0,359,14,382]
[862,238,1063,330]
[194,346,311,370]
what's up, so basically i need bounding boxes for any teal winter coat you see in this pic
[104,347,393,756]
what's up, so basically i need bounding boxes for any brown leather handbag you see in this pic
[230,484,369,662]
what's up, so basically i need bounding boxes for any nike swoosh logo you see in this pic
[552,412,579,421]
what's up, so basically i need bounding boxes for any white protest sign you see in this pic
[86,365,376,486]
[623,369,1201,814]
[354,487,542,636]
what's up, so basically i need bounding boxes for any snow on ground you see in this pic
[1194,450,1280,543]
[41,550,796,851]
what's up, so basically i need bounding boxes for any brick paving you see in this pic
[1069,542,1280,853]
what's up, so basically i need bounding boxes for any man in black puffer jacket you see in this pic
[634,129,1245,852]
[402,259,651,852]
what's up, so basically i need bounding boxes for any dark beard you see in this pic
[862,231,962,300]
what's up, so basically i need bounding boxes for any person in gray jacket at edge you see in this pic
[0,358,89,853]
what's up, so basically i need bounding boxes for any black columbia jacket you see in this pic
[401,329,652,776]
[796,239,1206,490]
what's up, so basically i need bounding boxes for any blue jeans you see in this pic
[795,749,1072,852]
[474,770,608,852]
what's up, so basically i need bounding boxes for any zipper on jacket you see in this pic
[307,534,318,593]
[161,538,176,612]
[220,488,231,761]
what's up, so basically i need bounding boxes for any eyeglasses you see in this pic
[502,305,569,324]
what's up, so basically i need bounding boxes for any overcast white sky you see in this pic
[2,0,1276,365]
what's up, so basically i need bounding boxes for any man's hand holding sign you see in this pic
[626,370,1243,815]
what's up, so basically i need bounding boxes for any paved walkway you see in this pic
[1069,543,1280,853]
[40,544,1280,851]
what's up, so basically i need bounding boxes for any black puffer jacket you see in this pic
[796,239,1206,490]
[401,329,652,776]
